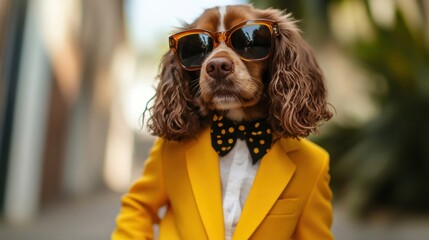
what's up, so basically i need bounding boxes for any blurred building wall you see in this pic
[0,0,28,214]
[0,0,128,223]
[4,0,51,223]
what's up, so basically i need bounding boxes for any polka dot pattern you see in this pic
[210,113,273,164]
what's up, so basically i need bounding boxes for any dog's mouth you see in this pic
[204,88,260,110]
[211,94,242,109]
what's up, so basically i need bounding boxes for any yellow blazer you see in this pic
[112,127,333,240]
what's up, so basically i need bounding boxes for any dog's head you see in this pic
[148,4,332,141]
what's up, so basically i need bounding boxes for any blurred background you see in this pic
[1,0,428,239]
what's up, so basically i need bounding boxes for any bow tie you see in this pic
[210,114,273,164]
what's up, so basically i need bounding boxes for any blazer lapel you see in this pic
[232,138,299,240]
[186,127,225,240]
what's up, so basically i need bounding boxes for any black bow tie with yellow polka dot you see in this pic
[211,114,273,164]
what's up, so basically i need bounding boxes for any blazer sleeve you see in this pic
[293,154,334,240]
[112,138,168,240]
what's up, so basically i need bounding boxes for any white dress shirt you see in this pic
[219,139,260,240]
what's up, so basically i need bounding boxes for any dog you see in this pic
[113,4,333,240]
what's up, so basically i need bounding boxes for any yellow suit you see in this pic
[112,127,333,240]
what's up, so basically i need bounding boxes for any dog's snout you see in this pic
[206,57,233,79]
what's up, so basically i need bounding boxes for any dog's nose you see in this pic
[206,57,233,79]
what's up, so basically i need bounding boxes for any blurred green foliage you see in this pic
[251,0,429,217]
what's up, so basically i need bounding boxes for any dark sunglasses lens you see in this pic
[231,24,272,59]
[177,33,213,69]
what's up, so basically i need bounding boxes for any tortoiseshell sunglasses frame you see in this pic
[169,19,280,71]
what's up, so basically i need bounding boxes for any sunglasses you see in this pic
[169,19,279,71]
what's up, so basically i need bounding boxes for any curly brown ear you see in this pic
[147,51,201,141]
[262,9,333,137]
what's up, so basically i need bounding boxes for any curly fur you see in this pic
[147,51,209,141]
[260,8,333,137]
[147,5,332,141]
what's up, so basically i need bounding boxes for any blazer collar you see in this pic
[186,127,224,240]
[186,127,299,240]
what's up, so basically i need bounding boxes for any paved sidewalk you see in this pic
[332,203,429,240]
[0,191,120,240]
[1,190,429,240]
